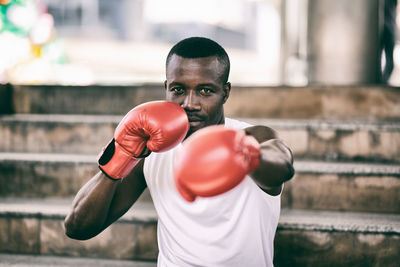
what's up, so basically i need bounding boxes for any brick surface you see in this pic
[274,230,400,267]
[283,173,400,213]
[0,160,98,198]
[0,218,9,252]
[12,84,164,115]
[0,253,157,267]
[0,217,40,254]
[339,130,400,161]
[0,119,115,154]
[7,85,400,118]
[40,219,157,260]
[1,115,399,162]
[1,156,398,212]
[1,200,400,262]
[278,129,309,155]
[226,86,400,119]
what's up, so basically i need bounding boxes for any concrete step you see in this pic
[9,84,164,116]
[0,153,152,202]
[0,153,399,213]
[6,84,400,119]
[0,114,118,155]
[283,161,400,213]
[244,118,400,163]
[0,198,399,266]
[1,115,399,162]
[275,209,400,267]
[0,198,158,261]
[0,253,157,267]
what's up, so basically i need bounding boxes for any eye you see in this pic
[199,88,213,96]
[171,87,185,95]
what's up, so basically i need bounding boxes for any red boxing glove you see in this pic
[174,125,261,202]
[99,101,189,179]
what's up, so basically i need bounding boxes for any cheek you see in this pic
[203,97,224,120]
[165,92,180,104]
[165,91,173,101]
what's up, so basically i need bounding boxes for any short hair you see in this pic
[166,37,230,83]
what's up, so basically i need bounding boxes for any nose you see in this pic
[181,90,201,111]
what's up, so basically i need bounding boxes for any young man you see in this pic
[65,37,294,266]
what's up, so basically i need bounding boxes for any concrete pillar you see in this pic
[307,0,382,84]
[112,0,146,41]
[281,0,309,85]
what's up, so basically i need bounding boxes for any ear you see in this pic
[223,82,231,104]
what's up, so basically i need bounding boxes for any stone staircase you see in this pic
[0,84,399,266]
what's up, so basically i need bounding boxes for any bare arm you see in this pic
[245,126,294,196]
[64,159,147,240]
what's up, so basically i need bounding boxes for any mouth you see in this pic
[187,115,204,127]
[188,121,202,128]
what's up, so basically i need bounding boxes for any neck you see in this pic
[217,113,225,125]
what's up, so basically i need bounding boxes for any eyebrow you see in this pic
[168,82,217,88]
[168,81,184,86]
[197,83,215,87]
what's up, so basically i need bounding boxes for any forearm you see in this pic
[250,139,294,191]
[64,171,119,240]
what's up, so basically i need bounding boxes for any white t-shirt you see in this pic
[143,118,281,267]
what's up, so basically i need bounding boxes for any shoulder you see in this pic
[244,125,278,143]
[225,118,278,142]
[224,118,253,130]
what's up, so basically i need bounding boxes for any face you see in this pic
[165,55,231,137]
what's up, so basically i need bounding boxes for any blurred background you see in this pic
[0,1,399,266]
[1,0,400,86]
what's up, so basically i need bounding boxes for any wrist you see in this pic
[240,132,261,173]
[98,139,140,179]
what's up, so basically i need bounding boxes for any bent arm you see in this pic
[64,159,147,240]
[245,126,294,196]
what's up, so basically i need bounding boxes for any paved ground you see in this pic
[0,254,157,267]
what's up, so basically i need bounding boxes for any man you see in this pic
[65,37,294,266]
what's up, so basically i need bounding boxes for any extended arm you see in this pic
[245,125,294,196]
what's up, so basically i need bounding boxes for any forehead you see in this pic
[166,55,224,82]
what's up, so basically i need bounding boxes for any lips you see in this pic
[186,113,203,122]
[188,117,202,122]
[186,114,204,127]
